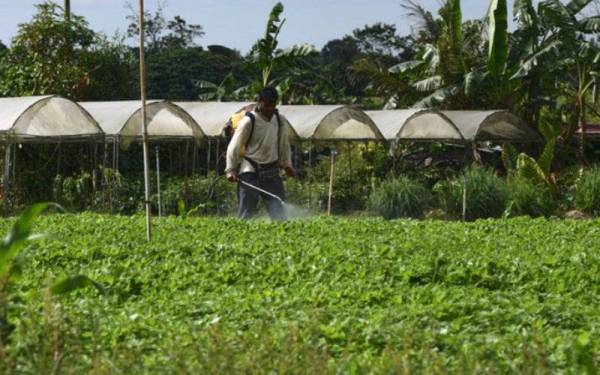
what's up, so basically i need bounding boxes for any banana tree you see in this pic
[196,73,238,101]
[246,2,314,96]
[511,0,600,163]
[359,0,513,110]
[502,119,562,196]
[349,0,471,109]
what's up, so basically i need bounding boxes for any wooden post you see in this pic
[139,0,152,241]
[215,139,220,174]
[156,145,162,217]
[462,174,467,222]
[206,139,211,176]
[308,143,312,211]
[327,150,336,216]
[3,144,11,217]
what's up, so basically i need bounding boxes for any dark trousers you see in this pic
[237,173,286,220]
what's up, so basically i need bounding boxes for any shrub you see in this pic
[312,150,375,213]
[93,167,143,214]
[284,178,328,213]
[575,165,600,216]
[53,171,93,211]
[434,165,508,220]
[505,178,557,218]
[368,176,431,219]
[157,173,236,216]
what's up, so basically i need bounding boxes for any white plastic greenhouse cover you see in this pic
[175,101,300,139]
[175,102,251,137]
[366,109,463,141]
[0,96,102,142]
[79,100,204,148]
[280,105,383,141]
[442,110,540,142]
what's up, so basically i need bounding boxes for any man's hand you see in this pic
[284,167,296,178]
[226,171,238,182]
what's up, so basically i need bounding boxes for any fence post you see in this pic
[327,149,337,216]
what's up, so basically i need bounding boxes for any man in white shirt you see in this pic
[225,87,295,220]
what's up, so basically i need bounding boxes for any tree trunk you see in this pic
[65,0,70,21]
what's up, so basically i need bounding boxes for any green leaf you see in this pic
[273,43,315,64]
[388,60,424,74]
[0,203,54,279]
[511,37,562,79]
[579,16,600,33]
[448,0,463,66]
[516,153,549,189]
[565,0,593,17]
[513,0,538,29]
[538,118,562,142]
[412,85,460,108]
[412,75,443,92]
[488,0,509,77]
[464,70,487,96]
[501,143,519,171]
[538,138,556,175]
[51,275,105,295]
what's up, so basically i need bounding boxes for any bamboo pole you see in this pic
[139,0,152,241]
[215,139,220,173]
[308,143,312,211]
[327,150,336,216]
[3,144,11,217]
[156,145,162,217]
[206,139,211,176]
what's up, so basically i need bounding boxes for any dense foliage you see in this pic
[575,165,600,215]
[434,165,508,221]
[0,214,598,372]
[368,176,431,219]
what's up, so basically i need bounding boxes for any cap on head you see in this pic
[258,86,279,103]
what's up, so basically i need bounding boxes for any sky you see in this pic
[0,0,515,53]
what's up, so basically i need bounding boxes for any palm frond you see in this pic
[412,84,460,108]
[400,0,440,39]
[565,0,593,17]
[412,75,443,92]
[579,15,600,33]
[389,60,425,74]
[511,37,562,79]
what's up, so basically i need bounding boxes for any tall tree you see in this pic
[0,3,95,99]
[0,3,133,100]
[126,3,204,50]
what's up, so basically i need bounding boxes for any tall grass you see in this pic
[575,165,600,216]
[368,176,431,219]
[434,165,508,220]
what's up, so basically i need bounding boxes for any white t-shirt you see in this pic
[225,110,293,174]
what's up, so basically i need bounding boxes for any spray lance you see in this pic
[239,179,285,204]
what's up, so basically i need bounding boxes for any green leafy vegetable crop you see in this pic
[0,214,598,373]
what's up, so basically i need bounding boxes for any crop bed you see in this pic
[1,214,599,373]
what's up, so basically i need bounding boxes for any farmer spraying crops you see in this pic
[225,87,296,220]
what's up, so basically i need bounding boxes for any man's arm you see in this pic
[225,117,252,181]
[278,116,295,178]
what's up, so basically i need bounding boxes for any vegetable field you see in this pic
[1,214,599,373]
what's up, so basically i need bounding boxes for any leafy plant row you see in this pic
[0,213,597,372]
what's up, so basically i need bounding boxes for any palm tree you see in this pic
[350,0,481,109]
